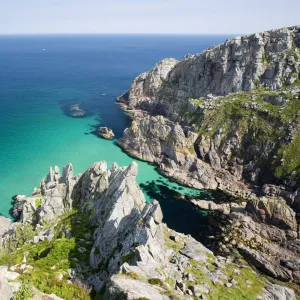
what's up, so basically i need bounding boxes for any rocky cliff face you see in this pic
[123,26,300,120]
[0,162,298,299]
[118,25,300,195]
[116,25,300,297]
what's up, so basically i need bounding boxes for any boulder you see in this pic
[98,127,115,140]
[263,282,296,300]
[104,275,169,300]
[0,266,21,300]
[246,197,297,231]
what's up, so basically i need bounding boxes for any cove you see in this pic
[0,34,229,240]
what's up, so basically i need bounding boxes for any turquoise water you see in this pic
[0,34,229,238]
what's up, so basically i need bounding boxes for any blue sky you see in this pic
[1,0,299,34]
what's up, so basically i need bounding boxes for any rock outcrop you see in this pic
[118,114,252,196]
[98,127,115,140]
[245,197,297,231]
[121,26,300,120]
[118,25,300,197]
[0,161,297,299]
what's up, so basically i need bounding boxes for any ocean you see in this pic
[0,34,229,240]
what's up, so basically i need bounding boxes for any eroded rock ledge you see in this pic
[0,162,297,299]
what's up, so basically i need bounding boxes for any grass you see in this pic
[148,278,164,286]
[35,199,42,207]
[276,132,300,178]
[185,258,266,300]
[0,209,94,300]
[163,227,185,254]
[121,252,134,264]
[187,83,300,183]
[12,284,33,300]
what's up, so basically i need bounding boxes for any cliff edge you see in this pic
[0,162,297,299]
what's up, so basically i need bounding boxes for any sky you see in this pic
[0,0,299,35]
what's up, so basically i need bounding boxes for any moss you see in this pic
[148,278,164,286]
[276,132,300,178]
[165,277,175,287]
[186,85,300,182]
[35,199,42,207]
[125,271,140,280]
[0,210,94,300]
[189,97,205,106]
[163,227,185,254]
[188,145,195,155]
[294,52,299,61]
[185,258,266,300]
[121,252,134,264]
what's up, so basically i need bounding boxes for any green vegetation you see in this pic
[148,278,164,286]
[163,227,185,254]
[276,132,300,178]
[189,92,281,138]
[185,259,266,300]
[12,284,33,300]
[261,53,271,64]
[3,224,35,251]
[35,198,42,207]
[125,271,140,280]
[189,97,205,106]
[121,252,134,263]
[165,277,175,287]
[0,209,94,300]
[187,83,300,183]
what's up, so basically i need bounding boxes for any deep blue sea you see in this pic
[0,34,229,239]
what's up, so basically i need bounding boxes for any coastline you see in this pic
[116,96,254,198]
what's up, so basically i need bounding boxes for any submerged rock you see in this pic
[68,103,87,118]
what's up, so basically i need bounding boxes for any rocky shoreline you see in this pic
[0,162,298,299]
[1,24,300,299]
[115,24,300,296]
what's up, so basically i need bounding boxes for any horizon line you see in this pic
[0,32,243,36]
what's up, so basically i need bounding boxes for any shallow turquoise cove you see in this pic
[0,34,229,240]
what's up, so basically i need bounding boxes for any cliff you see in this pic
[118,25,300,195]
[122,26,300,119]
[0,162,297,299]
[115,25,300,297]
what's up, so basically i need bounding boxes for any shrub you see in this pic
[35,199,42,207]
[121,252,134,263]
[12,284,33,300]
[148,278,163,286]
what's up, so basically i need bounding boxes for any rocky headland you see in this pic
[116,25,300,296]
[1,25,300,299]
[118,25,300,194]
[0,162,298,299]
